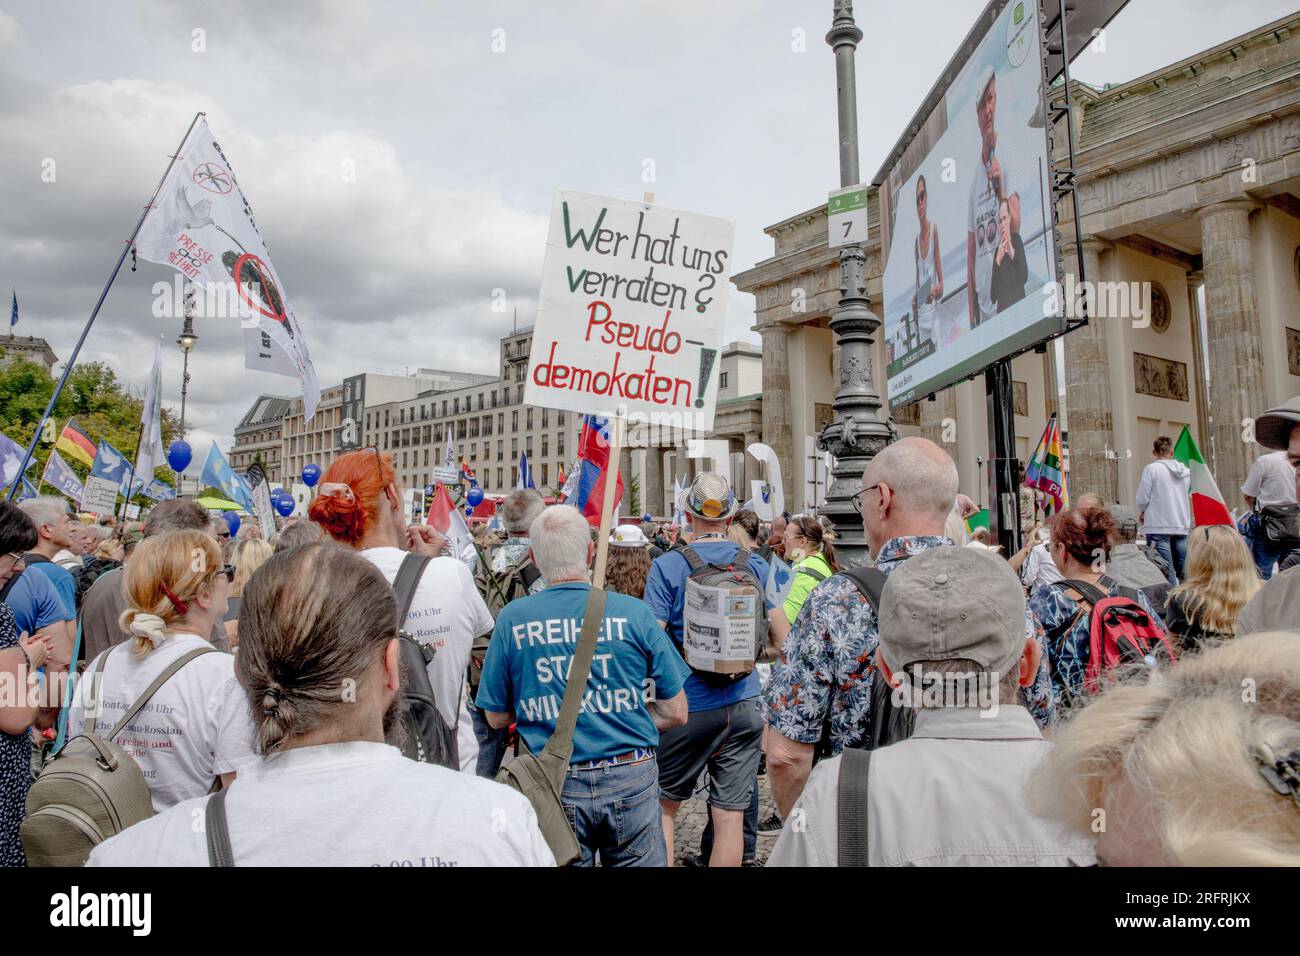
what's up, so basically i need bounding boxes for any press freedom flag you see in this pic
[134,117,322,420]
[41,450,85,504]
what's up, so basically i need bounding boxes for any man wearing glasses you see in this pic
[764,438,986,817]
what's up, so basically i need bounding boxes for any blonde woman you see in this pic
[1163,525,1260,652]
[224,538,274,649]
[68,529,254,812]
[1026,630,1300,866]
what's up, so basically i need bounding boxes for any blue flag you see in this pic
[144,478,176,501]
[517,451,535,490]
[42,449,85,504]
[201,442,253,510]
[0,432,27,488]
[9,291,16,329]
[90,440,132,484]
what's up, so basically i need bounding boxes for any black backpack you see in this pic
[814,565,916,761]
[390,553,459,770]
[468,553,542,697]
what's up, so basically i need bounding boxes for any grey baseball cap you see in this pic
[877,546,1027,676]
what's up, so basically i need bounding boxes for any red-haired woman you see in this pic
[1027,507,1168,711]
[309,449,494,773]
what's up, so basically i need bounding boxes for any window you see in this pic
[384,410,390,427]
[478,393,484,411]
[527,408,533,430]
[497,413,504,433]
[558,431,565,456]
[457,420,466,440]
[400,408,405,424]
[541,434,548,457]
[402,451,408,468]
[542,408,549,428]
[512,438,518,457]
[497,440,503,460]
[491,390,497,408]
[423,449,429,467]
[422,425,431,444]
[720,371,729,390]
[497,468,503,488]
[558,411,565,426]
[517,384,525,404]
[512,411,518,432]
[526,438,533,459]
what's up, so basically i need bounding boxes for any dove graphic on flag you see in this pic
[91,441,131,484]
[200,442,254,511]
[0,431,30,489]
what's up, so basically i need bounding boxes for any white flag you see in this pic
[135,339,166,486]
[136,117,321,419]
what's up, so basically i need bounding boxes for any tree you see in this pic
[0,356,182,499]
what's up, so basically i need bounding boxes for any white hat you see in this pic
[610,524,649,547]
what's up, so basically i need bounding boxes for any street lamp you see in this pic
[818,0,894,566]
[177,282,197,442]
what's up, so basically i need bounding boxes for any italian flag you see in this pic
[1173,426,1233,526]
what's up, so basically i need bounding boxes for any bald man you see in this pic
[763,438,1055,817]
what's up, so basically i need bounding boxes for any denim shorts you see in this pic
[657,697,764,811]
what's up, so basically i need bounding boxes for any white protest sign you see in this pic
[81,475,119,515]
[524,190,734,431]
[828,184,869,248]
[745,442,786,521]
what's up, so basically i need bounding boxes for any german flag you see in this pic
[55,417,96,467]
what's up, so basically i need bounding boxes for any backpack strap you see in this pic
[1054,578,1111,609]
[517,558,542,591]
[541,587,608,765]
[50,617,85,755]
[674,543,707,574]
[838,566,887,612]
[205,787,234,867]
[797,565,828,584]
[393,553,433,630]
[106,646,217,740]
[837,747,873,867]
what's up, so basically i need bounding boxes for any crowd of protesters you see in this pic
[0,398,1297,868]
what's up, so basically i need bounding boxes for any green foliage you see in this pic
[0,356,180,494]
[629,475,640,517]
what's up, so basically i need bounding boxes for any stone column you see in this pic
[1062,238,1116,502]
[644,443,664,518]
[1197,200,1265,501]
[619,447,634,518]
[759,322,795,514]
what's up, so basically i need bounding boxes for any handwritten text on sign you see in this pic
[524,190,734,431]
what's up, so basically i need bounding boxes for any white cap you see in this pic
[609,524,649,547]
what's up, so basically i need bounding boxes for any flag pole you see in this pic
[6,110,206,502]
[590,416,624,589]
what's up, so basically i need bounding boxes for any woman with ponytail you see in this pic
[767,515,842,650]
[308,448,494,774]
[68,530,254,811]
[86,542,553,867]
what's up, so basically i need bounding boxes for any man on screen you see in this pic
[967,64,1022,329]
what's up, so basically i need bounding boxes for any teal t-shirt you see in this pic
[475,582,689,764]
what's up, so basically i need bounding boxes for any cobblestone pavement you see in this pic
[670,770,779,867]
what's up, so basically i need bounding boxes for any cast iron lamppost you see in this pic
[819,0,895,565]
[177,281,197,440]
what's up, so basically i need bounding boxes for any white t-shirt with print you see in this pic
[86,741,555,867]
[1242,450,1298,507]
[360,547,494,773]
[68,633,256,812]
[967,151,1013,324]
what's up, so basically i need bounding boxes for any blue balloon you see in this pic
[167,440,192,473]
[467,485,484,508]
[275,495,296,517]
[270,487,287,502]
[642,513,651,523]
[465,504,474,517]
[223,512,240,537]
[302,464,321,488]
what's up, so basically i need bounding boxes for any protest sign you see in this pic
[81,476,118,515]
[524,190,734,432]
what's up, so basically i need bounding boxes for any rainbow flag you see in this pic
[1173,425,1232,526]
[55,417,97,468]
[1025,413,1067,512]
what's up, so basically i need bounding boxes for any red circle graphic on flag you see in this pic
[232,253,288,323]
[192,162,233,194]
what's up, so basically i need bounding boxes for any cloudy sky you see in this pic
[2,0,1293,462]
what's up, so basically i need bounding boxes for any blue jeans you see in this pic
[1145,533,1187,586]
[471,706,509,778]
[1244,514,1300,580]
[562,756,666,867]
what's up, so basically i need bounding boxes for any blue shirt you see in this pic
[4,569,73,636]
[643,539,771,712]
[475,582,689,764]
[23,559,76,618]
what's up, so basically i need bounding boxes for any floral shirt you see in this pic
[765,536,1056,754]
[1028,577,1165,711]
